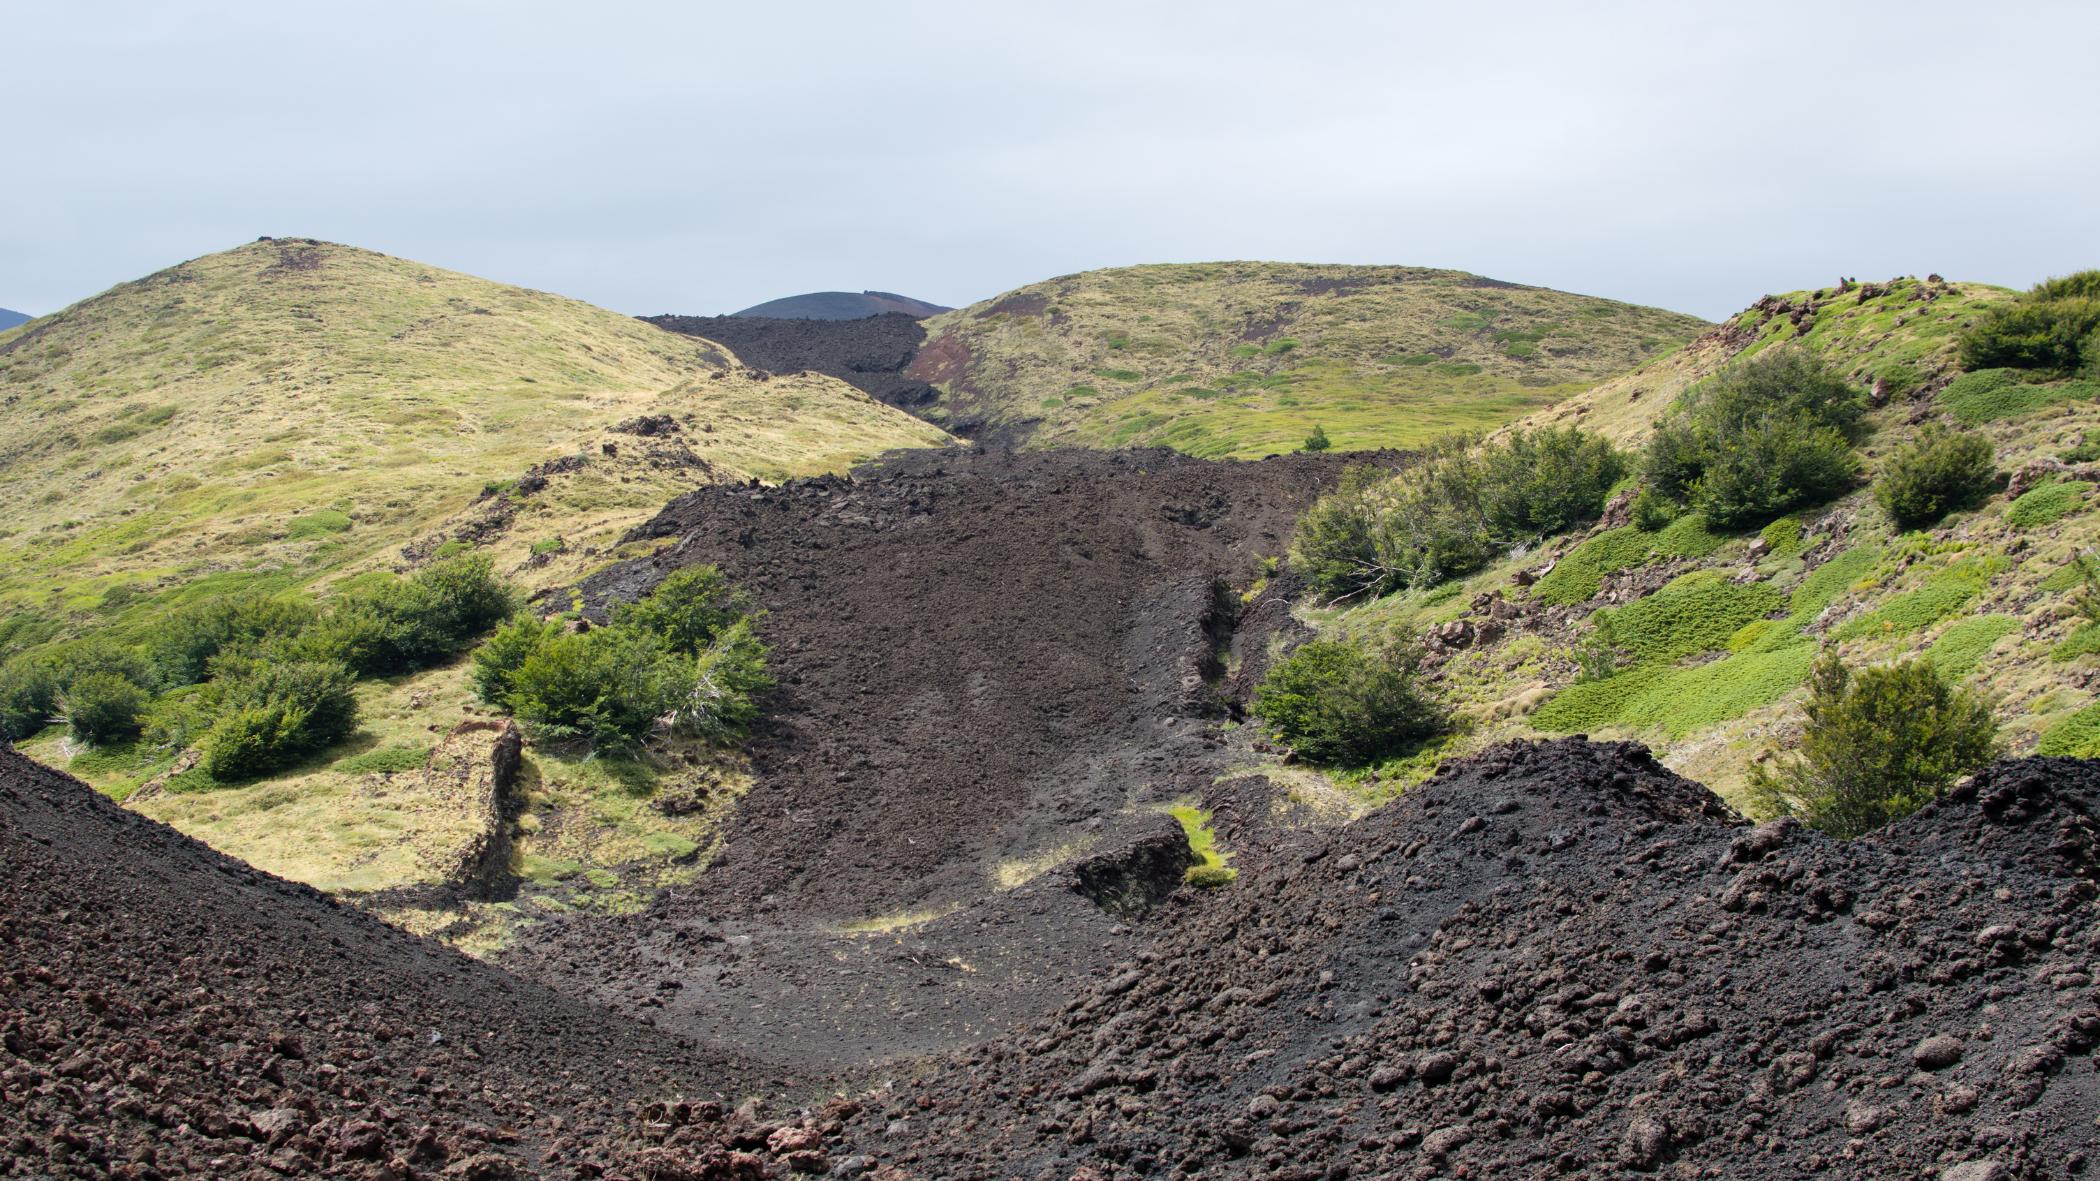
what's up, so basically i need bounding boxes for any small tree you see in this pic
[1303,424,1332,452]
[1749,652,1997,837]
[1874,426,1998,529]
[1251,631,1446,765]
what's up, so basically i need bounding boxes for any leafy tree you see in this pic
[1874,426,1999,529]
[62,672,148,744]
[1302,424,1332,452]
[1959,271,2100,376]
[1251,632,1446,766]
[1749,652,1998,837]
[1288,465,1394,601]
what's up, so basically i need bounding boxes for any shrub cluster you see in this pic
[1749,652,1998,837]
[472,566,770,749]
[1642,348,1866,531]
[1959,271,2100,377]
[1291,426,1626,600]
[1250,630,1447,766]
[1873,426,1998,530]
[1,554,520,792]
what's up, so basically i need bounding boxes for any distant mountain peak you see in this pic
[0,308,31,332]
[731,291,950,321]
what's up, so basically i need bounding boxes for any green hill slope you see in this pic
[905,262,1708,456]
[0,237,951,625]
[1274,274,2100,807]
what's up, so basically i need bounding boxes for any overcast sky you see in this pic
[4,1,2096,321]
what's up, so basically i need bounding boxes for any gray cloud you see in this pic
[4,0,2096,320]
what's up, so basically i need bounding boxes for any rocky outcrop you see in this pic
[426,718,523,898]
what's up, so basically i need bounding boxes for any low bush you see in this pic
[63,672,148,744]
[472,564,770,749]
[333,744,431,775]
[293,555,517,675]
[1642,348,1866,531]
[1476,426,1628,539]
[149,591,318,686]
[196,660,360,780]
[2038,701,2100,757]
[1959,271,2100,376]
[0,656,60,740]
[1302,424,1331,452]
[1250,632,1446,766]
[1873,426,1998,529]
[1749,652,1998,837]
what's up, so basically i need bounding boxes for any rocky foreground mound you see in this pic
[0,747,770,1180]
[805,740,2100,1180]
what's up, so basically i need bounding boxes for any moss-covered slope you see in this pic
[905,261,1708,456]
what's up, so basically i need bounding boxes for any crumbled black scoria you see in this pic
[813,741,2100,1180]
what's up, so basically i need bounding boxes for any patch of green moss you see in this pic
[1650,512,1725,559]
[1758,516,1805,559]
[333,744,431,775]
[1927,614,2021,679]
[1941,369,2100,424]
[2007,479,2091,529]
[2052,621,2100,662]
[1530,665,1671,732]
[1834,554,2005,640]
[1597,572,1784,663]
[1169,803,1236,885]
[1531,528,1653,606]
[1614,642,1819,737]
[2038,701,2100,757]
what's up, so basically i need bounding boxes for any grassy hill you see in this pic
[0,238,951,626]
[905,262,1708,456]
[1275,273,2100,808]
[0,238,950,919]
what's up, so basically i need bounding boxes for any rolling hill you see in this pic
[731,289,949,319]
[0,307,28,331]
[904,261,1710,454]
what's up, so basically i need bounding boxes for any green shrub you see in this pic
[1476,426,1628,539]
[0,655,60,740]
[1959,271,2100,376]
[612,565,753,656]
[1291,428,1625,601]
[1749,652,1998,837]
[1834,555,2001,640]
[333,745,431,775]
[472,567,770,749]
[197,660,359,780]
[1939,367,2098,423]
[2006,479,2091,529]
[1758,517,1805,559]
[150,591,318,685]
[1250,633,1446,766]
[294,555,517,675]
[1641,348,1866,531]
[1302,424,1332,452]
[63,672,148,744]
[1874,426,1998,529]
